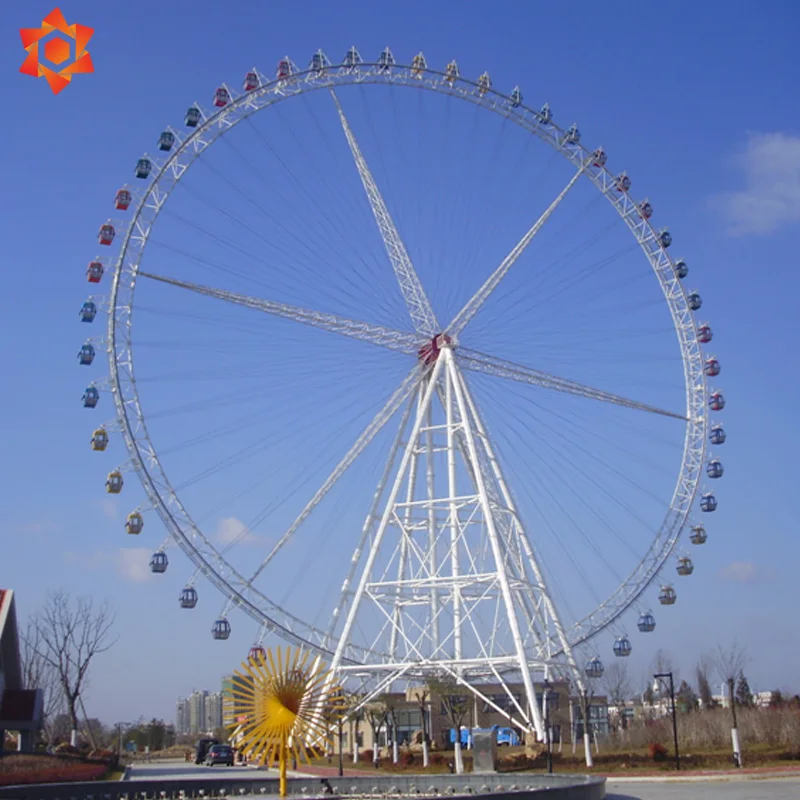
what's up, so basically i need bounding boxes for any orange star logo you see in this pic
[20,7,94,95]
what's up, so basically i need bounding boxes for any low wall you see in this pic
[0,772,605,800]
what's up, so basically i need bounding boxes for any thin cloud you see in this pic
[718,561,775,584]
[116,548,155,583]
[716,131,800,236]
[63,548,156,583]
[216,516,259,546]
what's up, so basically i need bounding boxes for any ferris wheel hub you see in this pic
[417,332,453,365]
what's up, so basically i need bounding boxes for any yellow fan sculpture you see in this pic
[225,645,345,797]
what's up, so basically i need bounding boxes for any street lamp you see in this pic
[542,680,553,774]
[653,672,679,771]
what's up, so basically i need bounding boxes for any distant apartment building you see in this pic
[205,692,223,732]
[175,698,190,735]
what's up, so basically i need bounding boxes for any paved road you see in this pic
[125,760,288,781]
[606,776,800,800]
[126,762,800,799]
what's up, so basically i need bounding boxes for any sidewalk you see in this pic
[600,764,800,782]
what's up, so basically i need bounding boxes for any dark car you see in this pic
[194,737,219,765]
[205,743,234,767]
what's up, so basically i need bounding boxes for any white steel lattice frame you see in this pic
[104,59,708,673]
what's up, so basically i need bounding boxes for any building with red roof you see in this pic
[0,590,43,753]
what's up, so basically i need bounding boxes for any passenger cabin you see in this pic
[585,656,604,679]
[78,343,95,366]
[411,52,427,77]
[690,525,707,545]
[179,586,198,609]
[613,636,632,657]
[700,493,718,513]
[80,300,97,322]
[150,551,168,573]
[158,131,175,152]
[377,47,395,72]
[444,60,459,86]
[616,173,631,192]
[343,46,361,70]
[674,259,689,279]
[82,386,99,408]
[704,358,721,377]
[276,59,292,80]
[639,200,653,219]
[90,427,108,451]
[105,470,123,494]
[658,585,677,605]
[98,223,115,246]
[185,107,201,127]
[538,103,552,124]
[114,188,132,210]
[212,618,231,640]
[476,71,491,95]
[709,425,726,445]
[563,124,580,145]
[659,229,672,248]
[706,459,724,479]
[243,71,259,91]
[676,556,694,576]
[248,645,266,663]
[592,148,607,167]
[708,392,725,411]
[135,158,152,179]
[697,324,713,343]
[687,291,702,311]
[214,87,230,107]
[637,612,656,632]
[87,261,104,283]
[126,512,144,535]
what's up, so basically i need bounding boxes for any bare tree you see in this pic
[31,590,116,747]
[713,641,749,767]
[411,686,431,767]
[20,619,65,745]
[429,678,471,774]
[602,661,631,733]
[364,699,389,767]
[602,662,631,708]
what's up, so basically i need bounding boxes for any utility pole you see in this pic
[654,672,679,771]
[727,678,742,767]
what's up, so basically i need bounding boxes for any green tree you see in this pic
[735,672,754,706]
[676,680,699,713]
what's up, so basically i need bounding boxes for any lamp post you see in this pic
[543,680,553,774]
[653,672,679,771]
[338,718,344,777]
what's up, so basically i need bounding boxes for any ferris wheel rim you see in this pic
[104,56,709,660]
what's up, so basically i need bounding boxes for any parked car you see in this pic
[205,743,234,767]
[194,737,219,765]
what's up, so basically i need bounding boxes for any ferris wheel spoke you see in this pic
[238,363,426,588]
[330,89,440,337]
[458,349,687,421]
[447,165,587,338]
[138,271,424,355]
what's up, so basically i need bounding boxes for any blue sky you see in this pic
[2,0,799,725]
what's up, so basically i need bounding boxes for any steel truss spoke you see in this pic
[447,165,586,338]
[241,363,426,589]
[139,271,424,355]
[330,89,439,337]
[458,348,688,421]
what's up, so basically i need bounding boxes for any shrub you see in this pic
[431,753,445,765]
[360,748,374,764]
[648,742,668,762]
[402,751,415,766]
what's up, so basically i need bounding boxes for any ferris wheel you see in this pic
[77,47,725,739]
